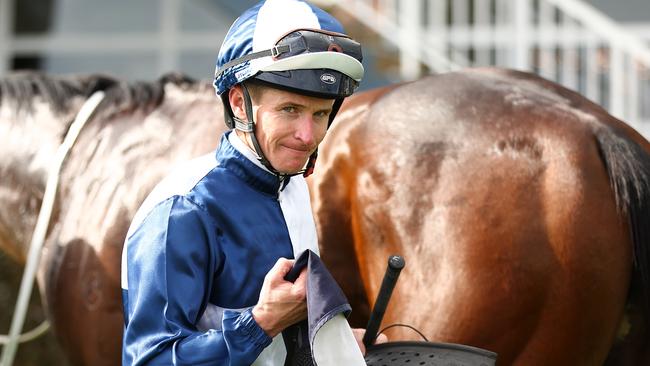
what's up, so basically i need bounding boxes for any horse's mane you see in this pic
[0,71,205,118]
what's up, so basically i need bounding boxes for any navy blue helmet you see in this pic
[214,0,364,100]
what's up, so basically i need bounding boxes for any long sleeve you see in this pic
[122,196,272,365]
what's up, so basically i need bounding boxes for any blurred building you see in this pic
[0,0,649,132]
[0,0,250,81]
[0,0,391,89]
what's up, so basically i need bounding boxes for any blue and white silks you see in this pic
[121,131,320,365]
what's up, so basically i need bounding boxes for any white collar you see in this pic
[228,131,273,174]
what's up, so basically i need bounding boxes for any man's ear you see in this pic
[228,85,247,120]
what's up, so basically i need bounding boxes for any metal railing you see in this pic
[0,0,229,79]
[328,0,650,137]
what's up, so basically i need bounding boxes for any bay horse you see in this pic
[0,68,649,365]
[310,68,650,365]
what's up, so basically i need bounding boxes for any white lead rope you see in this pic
[0,321,50,345]
[0,91,105,366]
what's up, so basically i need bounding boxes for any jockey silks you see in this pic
[121,131,319,365]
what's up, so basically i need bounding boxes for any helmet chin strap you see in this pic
[235,84,310,180]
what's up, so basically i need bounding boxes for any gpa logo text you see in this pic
[320,73,336,84]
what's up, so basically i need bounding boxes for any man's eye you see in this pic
[315,111,330,118]
[283,106,297,113]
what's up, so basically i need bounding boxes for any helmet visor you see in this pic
[253,68,358,99]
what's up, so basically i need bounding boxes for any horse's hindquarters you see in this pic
[316,70,637,366]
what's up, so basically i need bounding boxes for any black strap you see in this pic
[241,84,273,172]
[215,45,291,78]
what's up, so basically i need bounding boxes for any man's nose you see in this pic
[294,116,316,146]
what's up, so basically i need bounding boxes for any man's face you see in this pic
[231,85,334,174]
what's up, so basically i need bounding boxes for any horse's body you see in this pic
[310,68,650,365]
[0,72,226,365]
[0,68,648,365]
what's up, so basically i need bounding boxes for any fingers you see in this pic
[292,268,308,297]
[352,328,365,338]
[254,257,313,338]
[263,259,307,301]
[375,332,388,344]
[274,258,295,275]
[266,258,294,283]
[353,331,387,356]
[351,328,389,356]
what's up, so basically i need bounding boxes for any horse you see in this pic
[0,68,649,365]
[0,71,227,365]
[309,67,650,365]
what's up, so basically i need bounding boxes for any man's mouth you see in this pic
[283,145,312,153]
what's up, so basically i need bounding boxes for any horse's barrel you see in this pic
[365,341,497,366]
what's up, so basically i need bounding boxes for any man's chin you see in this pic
[273,160,308,175]
[276,167,304,175]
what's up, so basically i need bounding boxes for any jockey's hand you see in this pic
[352,328,388,355]
[252,258,307,338]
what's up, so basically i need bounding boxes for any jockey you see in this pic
[214,0,364,178]
[121,1,377,365]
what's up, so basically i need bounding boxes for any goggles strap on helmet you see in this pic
[215,45,291,79]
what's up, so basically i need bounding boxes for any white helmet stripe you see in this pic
[253,0,321,53]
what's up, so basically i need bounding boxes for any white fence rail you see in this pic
[331,0,650,137]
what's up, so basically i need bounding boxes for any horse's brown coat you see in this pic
[311,68,650,365]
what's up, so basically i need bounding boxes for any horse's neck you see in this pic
[52,84,224,255]
[0,98,80,262]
